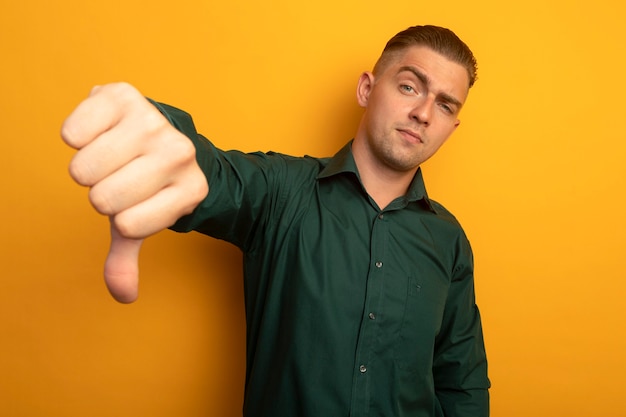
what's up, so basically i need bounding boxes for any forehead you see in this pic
[379,46,470,101]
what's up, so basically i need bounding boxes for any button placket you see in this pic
[349,209,388,415]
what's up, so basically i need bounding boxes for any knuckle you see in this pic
[115,82,146,108]
[154,129,198,171]
[88,186,115,216]
[176,136,197,161]
[181,169,209,215]
[68,156,94,186]
[60,120,83,149]
[142,104,167,126]
[192,170,209,201]
[108,81,134,97]
[97,82,141,112]
[114,209,161,239]
[112,215,140,239]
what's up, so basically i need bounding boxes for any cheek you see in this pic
[426,125,455,149]
[365,105,391,131]
[370,90,401,116]
[432,118,458,138]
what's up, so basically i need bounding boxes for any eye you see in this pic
[399,84,415,94]
[438,102,455,115]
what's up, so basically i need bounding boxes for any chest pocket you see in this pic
[392,274,449,373]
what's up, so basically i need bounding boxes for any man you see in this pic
[62,25,490,416]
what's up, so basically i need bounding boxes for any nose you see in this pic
[409,97,433,126]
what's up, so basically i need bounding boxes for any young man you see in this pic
[62,25,490,417]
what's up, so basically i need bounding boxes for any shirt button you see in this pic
[359,365,367,373]
[378,213,384,220]
[375,261,383,268]
[368,312,376,320]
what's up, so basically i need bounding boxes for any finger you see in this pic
[104,220,143,304]
[113,169,208,239]
[67,126,139,188]
[68,106,170,187]
[86,130,199,216]
[61,84,128,150]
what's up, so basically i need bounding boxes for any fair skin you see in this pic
[352,45,469,208]
[61,46,469,303]
[62,84,208,303]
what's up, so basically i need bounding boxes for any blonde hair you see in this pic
[374,25,478,88]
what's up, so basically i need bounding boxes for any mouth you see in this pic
[397,128,423,144]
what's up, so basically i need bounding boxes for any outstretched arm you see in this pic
[61,83,208,303]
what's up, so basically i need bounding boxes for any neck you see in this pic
[351,140,417,210]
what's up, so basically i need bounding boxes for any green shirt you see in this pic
[156,102,490,417]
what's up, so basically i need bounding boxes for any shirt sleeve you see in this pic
[148,99,285,251]
[433,232,490,416]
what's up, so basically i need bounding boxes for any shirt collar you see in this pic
[318,141,437,214]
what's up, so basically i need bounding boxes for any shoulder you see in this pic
[421,198,474,269]
[426,198,465,234]
[244,151,332,189]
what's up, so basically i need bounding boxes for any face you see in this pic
[355,46,470,173]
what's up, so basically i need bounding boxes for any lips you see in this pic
[397,128,423,144]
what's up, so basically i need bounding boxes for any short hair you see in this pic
[373,25,478,88]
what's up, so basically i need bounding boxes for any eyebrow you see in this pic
[397,66,463,109]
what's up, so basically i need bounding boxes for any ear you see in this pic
[356,71,375,108]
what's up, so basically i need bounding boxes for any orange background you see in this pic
[2,1,625,416]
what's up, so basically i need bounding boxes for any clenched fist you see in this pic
[61,83,208,303]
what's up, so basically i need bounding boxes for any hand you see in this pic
[61,83,208,303]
